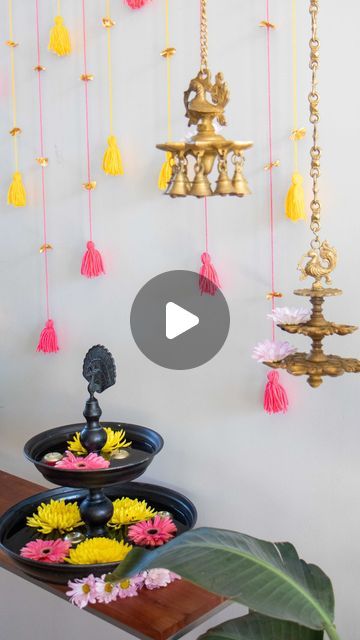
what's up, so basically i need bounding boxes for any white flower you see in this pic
[268,307,311,325]
[144,568,180,590]
[252,340,297,363]
[94,575,119,604]
[66,574,97,609]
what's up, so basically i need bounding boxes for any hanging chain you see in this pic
[309,0,321,249]
[200,0,208,72]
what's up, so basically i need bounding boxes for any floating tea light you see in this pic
[42,452,63,466]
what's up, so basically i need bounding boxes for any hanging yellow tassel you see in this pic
[285,172,306,221]
[48,16,71,57]
[7,171,26,207]
[102,135,124,176]
[158,152,174,190]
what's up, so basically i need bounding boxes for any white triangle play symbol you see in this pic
[166,302,200,340]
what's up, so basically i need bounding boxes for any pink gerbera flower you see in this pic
[66,574,97,609]
[128,515,177,547]
[55,451,110,471]
[144,568,180,590]
[20,538,71,563]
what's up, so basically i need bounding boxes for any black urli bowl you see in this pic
[24,422,164,488]
[0,482,197,584]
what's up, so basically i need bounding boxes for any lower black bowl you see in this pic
[0,482,196,584]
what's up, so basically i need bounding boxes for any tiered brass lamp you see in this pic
[157,0,253,198]
[266,0,360,388]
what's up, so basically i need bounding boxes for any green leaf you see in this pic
[108,528,335,631]
[199,613,324,640]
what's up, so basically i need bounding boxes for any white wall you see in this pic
[0,1,359,639]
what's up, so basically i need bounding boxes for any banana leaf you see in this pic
[199,613,324,640]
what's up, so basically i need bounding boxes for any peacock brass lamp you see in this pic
[265,0,360,388]
[157,0,253,198]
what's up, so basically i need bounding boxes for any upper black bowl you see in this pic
[0,482,197,584]
[24,422,164,488]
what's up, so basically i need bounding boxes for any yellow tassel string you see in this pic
[48,1,71,57]
[158,0,174,191]
[285,0,305,222]
[102,0,123,175]
[7,171,26,207]
[7,0,26,208]
[103,135,124,175]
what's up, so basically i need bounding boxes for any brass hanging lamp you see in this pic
[265,0,360,388]
[156,0,253,198]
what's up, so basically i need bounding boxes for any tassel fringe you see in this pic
[81,241,105,278]
[264,371,289,414]
[158,152,173,191]
[285,172,306,221]
[199,252,220,296]
[102,135,124,176]
[48,16,71,57]
[7,171,26,207]
[37,319,59,354]
[125,0,152,9]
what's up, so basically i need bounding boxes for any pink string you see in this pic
[35,0,50,320]
[81,0,93,241]
[265,0,276,342]
[204,196,209,253]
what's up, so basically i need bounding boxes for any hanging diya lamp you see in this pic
[265,0,360,388]
[157,0,253,198]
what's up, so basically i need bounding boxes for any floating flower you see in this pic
[252,340,297,363]
[27,499,83,534]
[67,427,131,456]
[144,568,181,590]
[66,537,132,565]
[267,306,311,325]
[128,515,177,547]
[55,451,110,471]
[108,497,156,529]
[94,575,120,603]
[20,538,71,563]
[66,575,97,609]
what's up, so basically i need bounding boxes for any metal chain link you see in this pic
[200,0,208,72]
[309,0,321,249]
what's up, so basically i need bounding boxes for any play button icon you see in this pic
[166,303,199,340]
[130,270,230,370]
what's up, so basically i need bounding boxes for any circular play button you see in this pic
[130,270,230,370]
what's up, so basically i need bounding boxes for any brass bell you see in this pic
[214,168,234,196]
[168,160,191,197]
[231,163,251,197]
[190,170,213,197]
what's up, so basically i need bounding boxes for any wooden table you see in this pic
[0,470,227,640]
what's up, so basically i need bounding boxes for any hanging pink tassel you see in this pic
[264,371,289,414]
[199,252,220,296]
[125,0,151,9]
[37,319,59,354]
[81,241,105,278]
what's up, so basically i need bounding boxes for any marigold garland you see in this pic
[108,497,156,528]
[27,499,83,535]
[66,537,132,565]
[67,427,131,455]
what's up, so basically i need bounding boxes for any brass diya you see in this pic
[265,0,360,388]
[157,0,253,198]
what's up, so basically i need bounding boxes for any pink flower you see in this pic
[128,516,177,547]
[252,340,297,363]
[94,575,119,604]
[66,575,97,609]
[20,538,71,563]
[55,451,110,471]
[144,568,181,590]
[116,577,140,599]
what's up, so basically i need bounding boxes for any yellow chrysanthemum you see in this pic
[67,427,131,455]
[65,537,132,565]
[108,497,157,529]
[27,499,83,534]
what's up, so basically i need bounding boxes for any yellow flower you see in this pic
[66,537,132,565]
[27,499,83,534]
[108,497,157,529]
[67,427,131,455]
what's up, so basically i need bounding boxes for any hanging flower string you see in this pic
[80,0,105,278]
[48,0,71,57]
[6,0,26,207]
[102,0,124,176]
[285,0,306,221]
[35,0,59,354]
[158,0,175,190]
[255,4,290,414]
